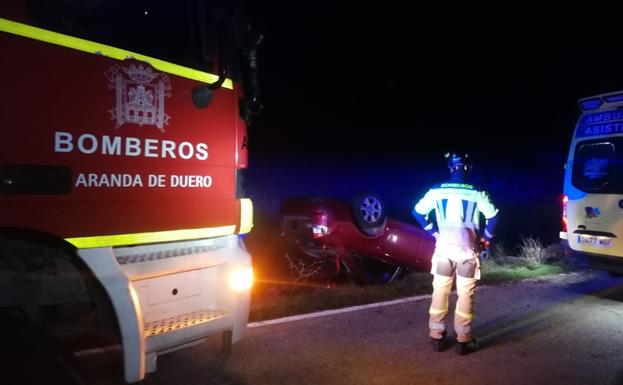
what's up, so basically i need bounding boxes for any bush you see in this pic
[516,236,545,265]
[284,252,324,291]
[480,238,569,282]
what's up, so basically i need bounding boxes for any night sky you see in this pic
[243,3,623,245]
[248,3,623,159]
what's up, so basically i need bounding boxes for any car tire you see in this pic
[351,193,387,237]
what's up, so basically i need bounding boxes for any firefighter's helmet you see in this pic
[444,152,472,173]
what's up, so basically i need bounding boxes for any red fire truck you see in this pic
[0,1,260,382]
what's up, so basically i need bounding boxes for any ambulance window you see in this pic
[572,138,623,193]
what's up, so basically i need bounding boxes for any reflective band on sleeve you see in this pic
[65,225,236,248]
[429,307,448,315]
[455,308,475,320]
[0,17,233,89]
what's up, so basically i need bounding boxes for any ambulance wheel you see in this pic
[351,193,387,236]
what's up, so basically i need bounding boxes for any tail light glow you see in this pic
[312,225,329,238]
[562,195,568,232]
[311,211,330,238]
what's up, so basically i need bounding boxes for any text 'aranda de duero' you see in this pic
[74,173,213,188]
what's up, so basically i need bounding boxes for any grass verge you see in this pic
[481,261,568,283]
[250,272,432,322]
[249,238,576,323]
[250,260,574,323]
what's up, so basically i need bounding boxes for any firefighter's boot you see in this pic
[455,339,478,355]
[430,331,447,352]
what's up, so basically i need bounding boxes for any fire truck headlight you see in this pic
[229,266,254,291]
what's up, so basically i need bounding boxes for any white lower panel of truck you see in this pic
[78,235,251,383]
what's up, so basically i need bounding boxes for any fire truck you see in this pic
[0,0,261,382]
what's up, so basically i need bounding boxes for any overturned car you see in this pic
[280,194,435,283]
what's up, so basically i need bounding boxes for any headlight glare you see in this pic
[229,266,253,291]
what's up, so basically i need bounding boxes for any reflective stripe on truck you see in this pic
[65,199,254,248]
[0,17,233,88]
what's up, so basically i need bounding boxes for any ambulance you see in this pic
[561,91,623,273]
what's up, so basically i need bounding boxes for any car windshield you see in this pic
[572,137,623,194]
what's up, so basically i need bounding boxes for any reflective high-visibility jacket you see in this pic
[413,181,498,250]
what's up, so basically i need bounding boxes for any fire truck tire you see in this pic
[1,317,85,385]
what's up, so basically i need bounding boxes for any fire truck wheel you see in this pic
[1,317,85,385]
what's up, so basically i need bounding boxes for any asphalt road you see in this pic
[85,270,623,385]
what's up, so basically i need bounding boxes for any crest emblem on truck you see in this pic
[106,62,171,132]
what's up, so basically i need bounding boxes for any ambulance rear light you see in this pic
[579,98,603,111]
[561,194,568,233]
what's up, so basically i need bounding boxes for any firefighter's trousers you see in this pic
[428,254,479,343]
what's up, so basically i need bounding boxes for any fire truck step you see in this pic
[116,245,222,265]
[144,309,227,337]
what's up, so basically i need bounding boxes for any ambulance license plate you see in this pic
[577,235,612,248]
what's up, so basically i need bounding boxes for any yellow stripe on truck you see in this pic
[239,198,254,234]
[65,225,237,249]
[0,17,233,89]
[66,198,254,248]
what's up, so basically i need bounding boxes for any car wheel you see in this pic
[351,193,387,236]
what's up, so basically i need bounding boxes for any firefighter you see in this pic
[412,152,499,355]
